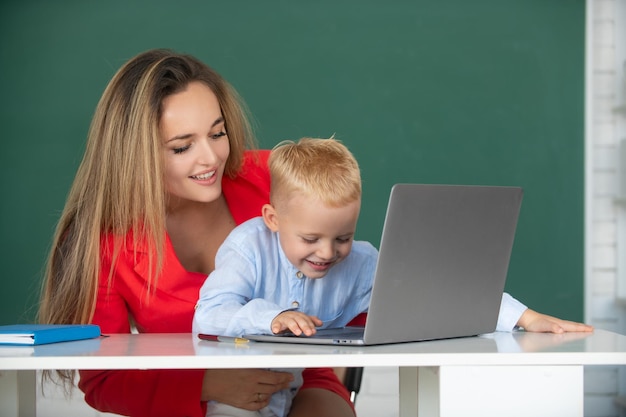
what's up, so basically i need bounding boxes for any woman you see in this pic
[39,49,352,417]
[39,48,591,417]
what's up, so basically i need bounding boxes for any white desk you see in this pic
[1,329,625,417]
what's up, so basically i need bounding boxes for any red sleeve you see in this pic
[300,368,353,410]
[79,369,207,417]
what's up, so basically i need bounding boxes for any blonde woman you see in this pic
[39,49,355,417]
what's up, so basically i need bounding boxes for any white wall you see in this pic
[585,0,626,416]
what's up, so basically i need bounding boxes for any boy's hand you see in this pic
[517,308,594,334]
[271,311,323,336]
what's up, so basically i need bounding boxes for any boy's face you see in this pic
[262,193,361,279]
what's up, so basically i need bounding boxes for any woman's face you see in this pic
[160,81,230,207]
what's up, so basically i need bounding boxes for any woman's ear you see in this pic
[262,203,279,232]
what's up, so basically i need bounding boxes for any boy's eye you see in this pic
[337,237,352,243]
[302,237,318,244]
[173,144,191,154]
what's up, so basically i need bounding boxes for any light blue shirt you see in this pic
[193,217,377,337]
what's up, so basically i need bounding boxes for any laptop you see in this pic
[244,183,523,345]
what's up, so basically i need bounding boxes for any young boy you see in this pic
[193,137,377,417]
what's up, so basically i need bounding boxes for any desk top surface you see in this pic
[1,329,625,370]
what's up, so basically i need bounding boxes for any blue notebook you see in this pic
[0,324,101,346]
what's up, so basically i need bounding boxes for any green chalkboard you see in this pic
[0,1,585,324]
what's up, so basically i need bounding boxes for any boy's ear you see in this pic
[262,203,279,232]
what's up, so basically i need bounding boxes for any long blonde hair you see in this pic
[39,49,255,327]
[268,137,361,209]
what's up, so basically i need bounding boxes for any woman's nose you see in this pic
[197,140,218,165]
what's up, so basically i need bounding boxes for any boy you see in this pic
[192,136,593,416]
[193,137,376,417]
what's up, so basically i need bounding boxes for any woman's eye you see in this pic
[173,144,191,154]
[211,131,226,140]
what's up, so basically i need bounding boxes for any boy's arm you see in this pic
[496,293,527,331]
[497,293,593,333]
[192,245,284,337]
[517,308,593,333]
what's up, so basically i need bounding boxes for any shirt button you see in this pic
[291,301,300,308]
[296,271,304,279]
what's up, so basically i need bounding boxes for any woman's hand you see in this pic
[517,308,594,333]
[202,368,294,410]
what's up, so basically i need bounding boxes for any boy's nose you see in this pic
[317,242,335,260]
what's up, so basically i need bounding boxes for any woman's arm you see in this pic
[290,388,355,417]
[291,368,355,417]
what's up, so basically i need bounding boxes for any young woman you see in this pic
[39,49,354,417]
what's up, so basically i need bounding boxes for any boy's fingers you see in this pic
[272,312,325,336]
[288,322,303,335]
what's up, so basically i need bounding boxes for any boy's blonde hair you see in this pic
[268,137,361,209]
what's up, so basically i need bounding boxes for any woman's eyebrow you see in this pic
[212,116,225,127]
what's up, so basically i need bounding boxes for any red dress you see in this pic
[79,150,351,417]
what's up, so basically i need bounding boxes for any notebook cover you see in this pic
[0,324,101,346]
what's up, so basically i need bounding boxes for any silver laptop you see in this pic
[244,183,523,345]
